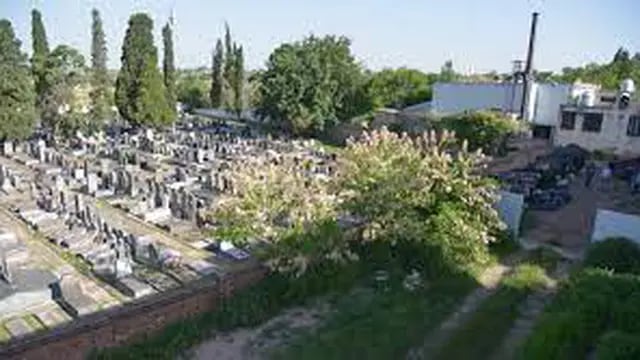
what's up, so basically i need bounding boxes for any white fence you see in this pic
[591,209,640,244]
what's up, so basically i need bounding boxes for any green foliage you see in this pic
[223,23,234,110]
[368,68,435,109]
[585,238,640,275]
[439,59,458,83]
[0,19,36,140]
[115,13,173,128]
[231,44,245,117]
[89,8,110,131]
[31,9,49,110]
[339,128,503,274]
[596,331,640,360]
[212,154,347,276]
[438,111,521,156]
[177,70,210,110]
[40,44,87,137]
[520,269,640,360]
[162,21,177,119]
[209,39,224,108]
[257,35,372,135]
[553,47,640,90]
[278,274,474,360]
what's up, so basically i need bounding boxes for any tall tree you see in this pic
[439,60,457,82]
[41,45,87,137]
[223,23,234,109]
[231,44,245,117]
[115,13,173,128]
[89,8,109,132]
[162,21,177,118]
[0,19,36,140]
[258,35,370,135]
[210,39,224,108]
[31,9,49,111]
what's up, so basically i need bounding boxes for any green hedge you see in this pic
[520,269,640,360]
[596,331,640,360]
[585,238,640,275]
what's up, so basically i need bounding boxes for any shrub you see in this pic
[437,111,522,156]
[595,331,640,360]
[504,264,550,291]
[585,238,640,275]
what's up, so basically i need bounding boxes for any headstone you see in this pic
[86,173,98,195]
[2,141,13,156]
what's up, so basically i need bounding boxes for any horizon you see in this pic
[2,0,640,74]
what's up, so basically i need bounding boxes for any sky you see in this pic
[2,0,640,74]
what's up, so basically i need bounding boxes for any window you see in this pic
[560,111,576,130]
[628,115,640,137]
[582,112,603,132]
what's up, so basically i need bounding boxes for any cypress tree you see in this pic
[31,9,49,110]
[210,39,224,108]
[0,20,36,140]
[162,21,176,118]
[89,8,109,131]
[232,44,245,118]
[115,13,172,128]
[223,23,234,110]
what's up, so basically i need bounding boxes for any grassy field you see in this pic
[273,275,475,360]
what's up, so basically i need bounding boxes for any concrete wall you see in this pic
[554,108,640,156]
[496,191,525,238]
[534,84,571,126]
[0,266,267,360]
[591,209,640,244]
[433,83,524,115]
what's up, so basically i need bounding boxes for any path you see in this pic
[489,259,574,360]
[406,253,524,360]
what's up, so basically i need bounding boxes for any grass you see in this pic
[432,263,551,360]
[0,324,11,342]
[273,275,476,360]
[22,314,46,331]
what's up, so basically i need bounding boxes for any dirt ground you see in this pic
[188,303,329,360]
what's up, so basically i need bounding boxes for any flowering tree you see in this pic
[337,127,504,272]
[212,154,355,276]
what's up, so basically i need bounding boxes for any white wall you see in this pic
[591,209,640,244]
[534,84,571,126]
[496,191,524,238]
[433,83,524,115]
[555,109,640,155]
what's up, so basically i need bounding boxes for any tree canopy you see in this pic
[115,13,173,128]
[0,19,36,140]
[89,8,109,131]
[257,35,370,135]
[368,68,435,109]
[551,47,640,90]
[41,44,88,137]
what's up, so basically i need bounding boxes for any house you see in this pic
[554,80,640,156]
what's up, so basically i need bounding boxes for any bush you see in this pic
[520,269,640,360]
[437,111,522,156]
[595,331,640,360]
[585,238,640,274]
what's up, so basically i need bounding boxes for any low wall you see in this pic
[591,209,640,244]
[0,266,267,360]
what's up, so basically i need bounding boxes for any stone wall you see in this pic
[0,266,267,360]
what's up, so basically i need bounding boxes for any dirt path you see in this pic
[406,253,524,360]
[188,303,329,360]
[489,259,573,360]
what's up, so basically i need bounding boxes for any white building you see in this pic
[554,81,640,156]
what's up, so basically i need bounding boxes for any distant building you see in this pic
[555,79,640,156]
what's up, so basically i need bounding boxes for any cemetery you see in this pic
[0,117,335,342]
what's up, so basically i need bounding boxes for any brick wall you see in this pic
[0,266,267,360]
